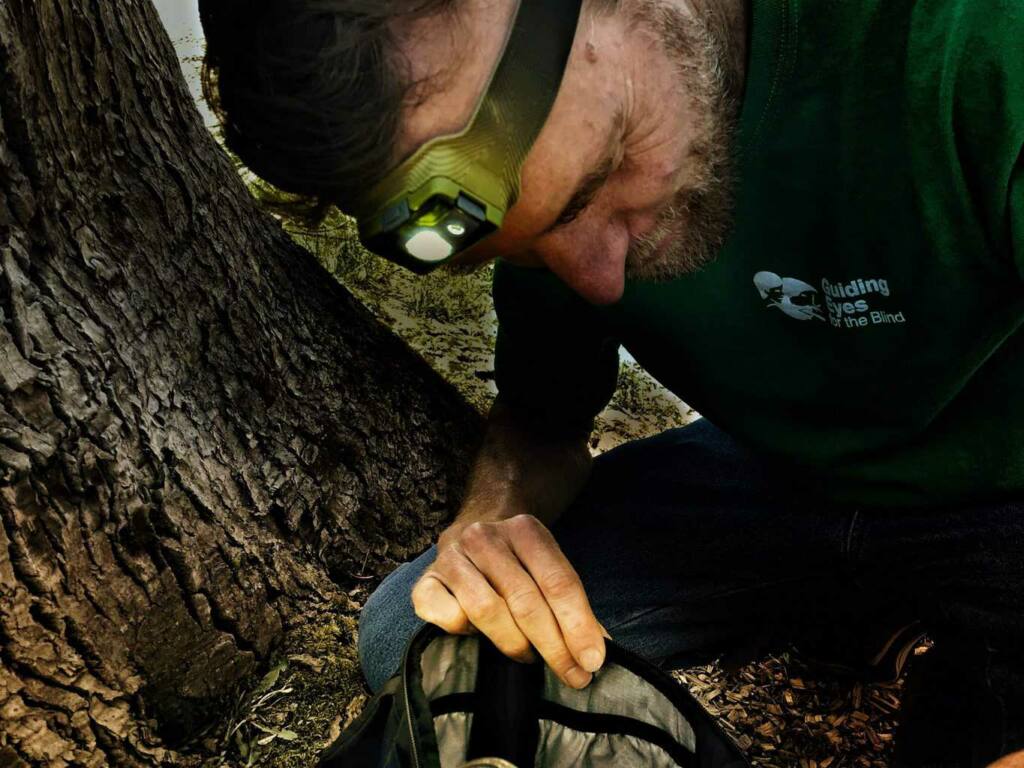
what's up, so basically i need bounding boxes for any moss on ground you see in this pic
[184,591,368,768]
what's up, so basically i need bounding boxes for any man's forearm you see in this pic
[444,397,593,538]
[421,398,607,689]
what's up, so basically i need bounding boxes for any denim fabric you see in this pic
[358,418,1024,766]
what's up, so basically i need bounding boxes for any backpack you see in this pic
[319,623,750,768]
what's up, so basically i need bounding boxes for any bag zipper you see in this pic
[405,674,421,768]
[402,626,425,768]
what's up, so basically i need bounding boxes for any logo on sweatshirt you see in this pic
[752,271,907,328]
[752,272,825,321]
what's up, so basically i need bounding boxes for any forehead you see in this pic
[389,0,631,259]
[391,0,520,164]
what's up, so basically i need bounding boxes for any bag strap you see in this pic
[401,624,449,768]
[465,636,543,765]
[315,675,402,767]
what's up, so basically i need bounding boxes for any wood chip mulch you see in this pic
[675,645,932,767]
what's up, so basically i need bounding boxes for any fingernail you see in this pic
[580,647,603,673]
[566,666,592,689]
[599,623,613,640]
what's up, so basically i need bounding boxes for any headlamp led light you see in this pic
[352,0,583,274]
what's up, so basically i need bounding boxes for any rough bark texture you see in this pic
[0,1,483,764]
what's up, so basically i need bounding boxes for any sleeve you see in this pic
[492,260,620,439]
[944,4,1024,278]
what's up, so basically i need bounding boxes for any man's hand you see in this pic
[412,514,607,689]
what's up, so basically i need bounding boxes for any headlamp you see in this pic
[352,0,583,274]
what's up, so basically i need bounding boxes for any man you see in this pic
[199,0,1024,764]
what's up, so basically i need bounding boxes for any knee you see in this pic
[357,548,434,692]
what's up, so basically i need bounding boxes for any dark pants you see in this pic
[358,419,1024,766]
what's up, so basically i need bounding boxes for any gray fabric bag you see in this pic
[319,623,750,768]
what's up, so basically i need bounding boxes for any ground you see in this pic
[180,214,921,768]
[183,589,916,768]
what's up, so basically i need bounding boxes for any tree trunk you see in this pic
[0,1,483,764]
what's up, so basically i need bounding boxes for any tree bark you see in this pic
[0,1,482,764]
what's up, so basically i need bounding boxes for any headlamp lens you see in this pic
[361,192,496,273]
[404,230,454,262]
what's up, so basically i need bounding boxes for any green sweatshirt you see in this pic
[493,0,1024,507]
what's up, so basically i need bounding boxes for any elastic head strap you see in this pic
[354,0,584,222]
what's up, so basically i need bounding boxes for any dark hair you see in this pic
[200,1,457,217]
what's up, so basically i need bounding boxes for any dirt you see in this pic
[183,591,915,768]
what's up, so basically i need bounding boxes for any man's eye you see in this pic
[552,198,592,229]
[547,155,617,233]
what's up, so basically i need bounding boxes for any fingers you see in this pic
[413,542,536,664]
[412,515,606,690]
[503,515,607,676]
[411,573,472,633]
[459,518,590,688]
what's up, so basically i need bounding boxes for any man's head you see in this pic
[202,0,746,304]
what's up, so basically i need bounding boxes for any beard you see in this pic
[623,1,741,282]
